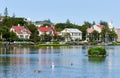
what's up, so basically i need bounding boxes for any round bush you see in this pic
[88,47,106,56]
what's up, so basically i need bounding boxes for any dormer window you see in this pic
[21,28,26,34]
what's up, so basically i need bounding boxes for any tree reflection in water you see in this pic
[88,56,106,63]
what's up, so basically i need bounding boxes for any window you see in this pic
[20,35,23,38]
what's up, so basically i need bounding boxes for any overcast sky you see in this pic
[0,0,120,27]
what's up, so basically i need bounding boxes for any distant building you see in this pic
[61,28,82,41]
[34,20,53,27]
[10,25,31,39]
[37,25,58,36]
[115,28,120,42]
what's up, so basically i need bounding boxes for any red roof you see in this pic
[38,25,58,35]
[11,26,31,34]
[53,30,58,35]
[38,26,51,32]
[116,28,120,30]
[87,28,94,33]
[97,25,104,29]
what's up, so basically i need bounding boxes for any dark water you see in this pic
[0,46,120,78]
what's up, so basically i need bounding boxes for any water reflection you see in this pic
[0,46,120,78]
[88,56,106,63]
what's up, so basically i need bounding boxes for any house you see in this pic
[37,25,58,36]
[86,24,104,41]
[61,28,82,41]
[86,21,115,42]
[115,28,120,42]
[10,25,31,39]
[87,25,104,34]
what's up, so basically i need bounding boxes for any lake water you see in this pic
[0,45,120,78]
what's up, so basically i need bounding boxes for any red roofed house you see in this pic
[87,25,104,34]
[86,24,104,41]
[10,25,31,39]
[37,25,58,36]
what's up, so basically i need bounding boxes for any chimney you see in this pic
[18,24,20,26]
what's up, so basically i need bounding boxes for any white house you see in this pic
[61,28,82,41]
[10,25,31,39]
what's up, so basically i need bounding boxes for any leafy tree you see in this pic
[40,34,52,42]
[100,21,108,27]
[43,23,51,27]
[55,23,66,32]
[26,24,39,42]
[92,21,96,25]
[64,33,71,42]
[9,32,19,42]
[92,30,99,41]
[3,17,27,28]
[100,26,107,42]
[0,26,9,41]
[55,23,80,32]
[80,21,92,40]
[53,35,64,41]
[107,29,117,42]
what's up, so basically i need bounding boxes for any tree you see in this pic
[12,13,16,18]
[100,21,108,27]
[100,27,107,42]
[66,19,71,24]
[92,21,96,25]
[64,33,71,42]
[9,32,19,42]
[53,35,64,41]
[0,13,1,19]
[40,34,52,42]
[55,23,66,32]
[43,23,51,27]
[26,24,39,42]
[80,21,92,40]
[92,30,99,41]
[4,7,8,17]
[0,26,9,41]
[107,29,117,42]
[3,17,27,28]
[55,23,80,32]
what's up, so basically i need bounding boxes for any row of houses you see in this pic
[10,21,120,42]
[10,25,82,41]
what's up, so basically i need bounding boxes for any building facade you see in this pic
[115,28,120,42]
[61,28,82,41]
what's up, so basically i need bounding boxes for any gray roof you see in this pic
[65,28,82,33]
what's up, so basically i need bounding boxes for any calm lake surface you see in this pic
[0,45,120,78]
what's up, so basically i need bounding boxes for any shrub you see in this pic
[91,41,98,45]
[88,47,106,56]
[53,42,59,44]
